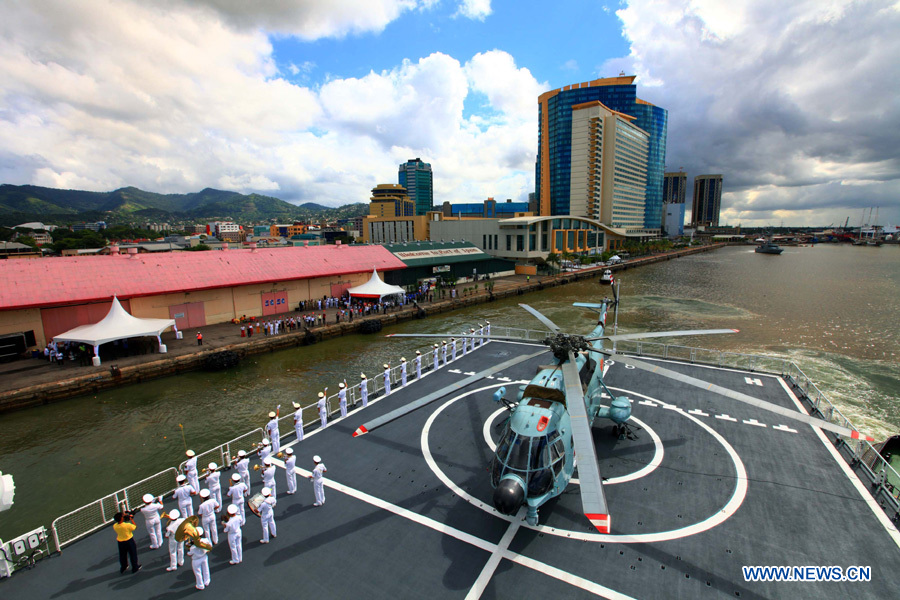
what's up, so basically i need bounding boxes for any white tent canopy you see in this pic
[53,297,177,364]
[347,268,405,300]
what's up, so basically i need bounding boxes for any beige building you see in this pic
[369,184,415,218]
[569,100,649,232]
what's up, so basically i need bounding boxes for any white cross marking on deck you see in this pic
[465,513,523,600]
[715,414,738,422]
[772,424,798,433]
[742,419,766,427]
[744,377,763,386]
[688,409,709,417]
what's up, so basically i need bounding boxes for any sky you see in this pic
[1,0,898,227]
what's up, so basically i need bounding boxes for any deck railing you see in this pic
[32,333,900,564]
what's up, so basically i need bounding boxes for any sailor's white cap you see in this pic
[433,344,438,348]
[238,450,247,457]
[339,382,345,389]
[478,323,483,327]
[185,450,195,458]
[195,526,204,537]
[470,328,475,332]
[361,373,367,379]
[292,401,301,408]
[208,462,217,471]
[415,350,421,355]
[142,493,154,504]
[227,504,238,515]
[200,489,210,498]
[485,320,490,324]
[318,391,325,399]
[383,363,389,369]
[262,487,272,497]
[285,447,293,455]
[268,411,276,418]
[313,455,321,463]
[262,439,270,446]
[401,357,406,362]
[264,457,273,465]
[176,474,187,483]
[442,340,447,344]
[231,473,241,482]
[451,337,455,341]
[168,509,181,520]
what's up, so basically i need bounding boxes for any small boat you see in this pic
[755,241,783,254]
[599,269,614,285]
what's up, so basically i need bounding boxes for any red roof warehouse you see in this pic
[0,245,406,347]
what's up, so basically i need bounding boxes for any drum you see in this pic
[247,492,266,517]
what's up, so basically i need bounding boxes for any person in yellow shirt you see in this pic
[113,511,142,574]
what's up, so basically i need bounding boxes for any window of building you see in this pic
[494,234,498,249]
[517,235,524,252]
[483,234,487,249]
[506,235,512,251]
[529,234,536,251]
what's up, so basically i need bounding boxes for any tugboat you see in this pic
[599,269,614,285]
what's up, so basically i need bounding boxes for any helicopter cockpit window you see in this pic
[549,435,564,476]
[506,433,532,471]
[528,435,550,471]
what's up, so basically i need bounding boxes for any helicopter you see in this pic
[352,295,875,533]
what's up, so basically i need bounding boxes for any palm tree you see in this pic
[545,251,561,274]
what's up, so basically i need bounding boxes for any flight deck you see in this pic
[2,340,899,599]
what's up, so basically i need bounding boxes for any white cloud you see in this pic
[454,0,493,21]
[613,0,900,226]
[0,1,540,208]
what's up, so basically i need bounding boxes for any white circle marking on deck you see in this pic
[423,384,747,543]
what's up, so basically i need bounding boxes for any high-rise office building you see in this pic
[691,175,723,227]
[398,158,433,216]
[369,184,414,217]
[569,101,649,231]
[536,75,667,231]
[663,172,687,204]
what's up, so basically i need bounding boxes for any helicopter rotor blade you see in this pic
[352,349,548,437]
[586,329,739,343]
[590,349,875,442]
[562,350,610,534]
[518,304,562,333]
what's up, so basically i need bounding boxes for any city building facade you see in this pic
[536,75,667,231]
[663,171,688,236]
[440,198,531,219]
[691,175,723,227]
[369,184,414,217]
[569,101,649,232]
[398,158,434,216]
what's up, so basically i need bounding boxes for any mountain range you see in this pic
[0,184,368,226]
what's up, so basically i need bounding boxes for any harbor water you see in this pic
[1,244,897,542]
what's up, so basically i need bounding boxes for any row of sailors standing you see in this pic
[141,448,326,590]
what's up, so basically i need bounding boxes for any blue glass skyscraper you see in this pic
[398,158,433,216]
[536,76,667,230]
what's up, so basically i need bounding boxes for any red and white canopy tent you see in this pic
[52,296,177,365]
[346,268,405,300]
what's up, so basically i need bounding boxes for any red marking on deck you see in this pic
[353,426,368,437]
[586,513,610,533]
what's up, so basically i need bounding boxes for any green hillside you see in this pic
[0,184,368,226]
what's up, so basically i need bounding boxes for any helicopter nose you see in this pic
[493,475,525,515]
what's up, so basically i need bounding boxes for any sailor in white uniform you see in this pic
[265,408,281,453]
[382,363,391,395]
[485,320,491,338]
[258,438,272,464]
[140,493,164,549]
[227,473,247,525]
[188,526,212,590]
[359,373,369,407]
[172,474,196,517]
[261,457,277,496]
[223,504,242,564]
[308,455,327,506]
[461,330,469,355]
[284,447,297,494]
[292,401,304,441]
[469,328,477,351]
[235,450,251,495]
[164,509,185,571]
[197,489,219,545]
[206,462,222,512]
[338,382,348,418]
[317,391,328,428]
[400,358,408,387]
[441,340,448,365]
[259,487,277,543]
[451,337,457,361]
[184,450,200,494]
[432,344,439,370]
[477,323,485,347]
[414,351,422,379]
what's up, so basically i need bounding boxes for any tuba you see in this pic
[175,515,213,551]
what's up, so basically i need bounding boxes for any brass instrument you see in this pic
[276,451,284,459]
[253,464,261,471]
[175,515,213,551]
